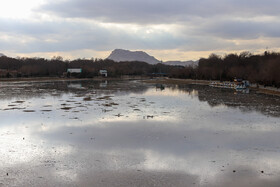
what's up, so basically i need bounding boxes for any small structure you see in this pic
[65,68,82,77]
[99,70,108,77]
[67,68,82,73]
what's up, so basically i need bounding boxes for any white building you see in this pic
[99,70,107,77]
[67,68,82,73]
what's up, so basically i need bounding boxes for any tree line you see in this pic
[0,56,180,78]
[0,51,280,87]
[170,51,280,87]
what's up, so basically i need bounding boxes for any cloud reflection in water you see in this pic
[0,80,280,186]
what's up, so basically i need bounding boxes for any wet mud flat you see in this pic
[0,80,280,186]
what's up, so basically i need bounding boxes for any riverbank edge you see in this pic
[143,78,280,97]
[1,76,279,97]
[0,76,148,83]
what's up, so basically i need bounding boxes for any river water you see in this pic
[0,80,280,186]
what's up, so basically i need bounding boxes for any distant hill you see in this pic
[0,53,5,57]
[107,49,160,64]
[107,49,197,67]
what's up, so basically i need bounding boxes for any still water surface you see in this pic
[0,80,280,186]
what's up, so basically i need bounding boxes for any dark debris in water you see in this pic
[23,110,35,112]
[4,107,26,110]
[43,105,52,107]
[8,105,17,107]
[83,97,92,101]
[61,107,73,110]
[13,101,25,103]
[102,102,119,107]
[96,96,113,100]
[61,103,69,106]
[147,115,154,119]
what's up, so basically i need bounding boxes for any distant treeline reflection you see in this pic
[173,84,280,117]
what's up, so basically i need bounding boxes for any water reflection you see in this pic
[171,84,280,117]
[0,80,279,186]
[0,80,149,100]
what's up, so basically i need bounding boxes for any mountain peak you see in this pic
[107,49,160,65]
[107,49,198,67]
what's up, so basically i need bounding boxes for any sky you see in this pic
[0,0,280,61]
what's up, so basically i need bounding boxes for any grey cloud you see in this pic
[0,19,56,36]
[1,18,277,54]
[1,17,278,55]
[170,17,280,51]
[39,0,280,24]
[2,0,280,56]
[0,19,185,53]
[35,0,280,52]
[195,19,280,40]
[178,36,237,51]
